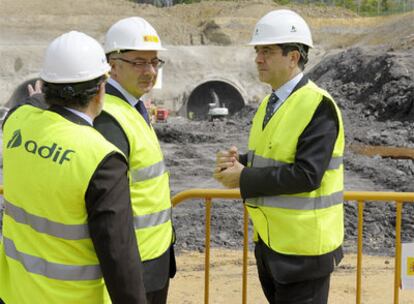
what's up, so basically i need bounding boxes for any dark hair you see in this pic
[43,75,106,108]
[280,43,309,71]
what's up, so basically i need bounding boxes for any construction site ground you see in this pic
[169,249,414,304]
[1,0,414,303]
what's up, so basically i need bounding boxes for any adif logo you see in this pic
[290,25,297,33]
[255,28,259,35]
[6,129,75,165]
[7,129,22,149]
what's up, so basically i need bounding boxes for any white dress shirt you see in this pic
[271,72,304,114]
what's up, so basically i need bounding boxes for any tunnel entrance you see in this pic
[186,80,245,120]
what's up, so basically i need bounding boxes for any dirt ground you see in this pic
[169,249,414,304]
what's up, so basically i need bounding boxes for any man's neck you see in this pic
[272,68,302,91]
[273,72,304,102]
[107,78,141,106]
[63,106,94,125]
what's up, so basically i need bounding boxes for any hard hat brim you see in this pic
[248,39,313,48]
[105,46,167,54]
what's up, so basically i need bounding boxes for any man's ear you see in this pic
[91,82,104,109]
[108,58,118,78]
[97,82,106,103]
[289,50,301,68]
[108,57,116,68]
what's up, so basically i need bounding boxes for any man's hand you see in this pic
[27,80,43,96]
[213,159,244,188]
[215,146,239,172]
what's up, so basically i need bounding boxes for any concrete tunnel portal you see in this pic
[186,80,245,120]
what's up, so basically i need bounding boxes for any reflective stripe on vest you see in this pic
[131,160,167,183]
[247,191,343,210]
[326,156,343,170]
[134,208,172,229]
[4,200,89,240]
[104,94,173,261]
[247,152,343,171]
[246,81,345,255]
[3,237,102,281]
[0,105,117,302]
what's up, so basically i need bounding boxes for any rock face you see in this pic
[309,47,414,123]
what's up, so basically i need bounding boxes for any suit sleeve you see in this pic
[86,153,147,304]
[94,112,130,158]
[240,98,339,199]
[239,153,248,166]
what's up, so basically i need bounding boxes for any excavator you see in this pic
[207,89,228,121]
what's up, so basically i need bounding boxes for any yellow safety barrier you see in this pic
[1,186,412,303]
[171,189,414,304]
[345,191,414,304]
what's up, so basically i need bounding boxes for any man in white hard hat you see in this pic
[94,17,175,304]
[214,9,344,304]
[0,31,146,303]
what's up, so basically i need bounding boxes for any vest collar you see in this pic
[274,72,303,102]
[105,82,126,101]
[48,105,91,127]
[290,74,309,96]
[63,107,93,125]
[106,79,138,107]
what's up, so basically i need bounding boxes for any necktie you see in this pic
[262,93,279,129]
[135,100,151,126]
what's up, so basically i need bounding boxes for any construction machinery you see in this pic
[156,107,169,123]
[208,104,228,122]
[207,89,228,121]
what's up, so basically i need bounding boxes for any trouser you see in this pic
[146,279,170,304]
[255,240,331,304]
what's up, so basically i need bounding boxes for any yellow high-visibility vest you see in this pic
[246,81,345,255]
[0,105,119,303]
[104,95,173,261]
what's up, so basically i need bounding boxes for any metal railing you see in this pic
[172,189,246,304]
[171,189,414,304]
[344,191,414,304]
[1,186,412,303]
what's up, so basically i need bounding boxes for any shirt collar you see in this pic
[63,107,94,126]
[274,72,303,102]
[108,78,140,107]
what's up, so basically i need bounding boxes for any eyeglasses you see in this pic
[113,57,165,69]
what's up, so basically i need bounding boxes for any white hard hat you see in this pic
[249,9,313,48]
[40,31,110,83]
[104,17,166,54]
